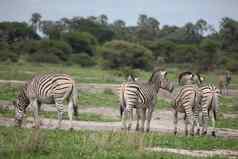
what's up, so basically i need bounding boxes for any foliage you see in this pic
[69,53,96,67]
[99,40,153,69]
[62,31,97,56]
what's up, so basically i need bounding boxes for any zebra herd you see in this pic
[13,69,228,136]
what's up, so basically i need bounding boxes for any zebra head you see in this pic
[149,69,174,93]
[178,71,193,85]
[192,73,205,85]
[13,90,29,127]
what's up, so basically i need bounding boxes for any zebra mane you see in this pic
[127,74,135,82]
[178,71,193,84]
[195,73,202,83]
[149,68,165,83]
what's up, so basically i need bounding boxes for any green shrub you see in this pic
[62,31,97,56]
[0,49,18,62]
[99,40,153,70]
[27,50,61,63]
[70,53,96,67]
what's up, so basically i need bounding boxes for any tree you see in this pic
[195,19,208,36]
[219,17,238,51]
[136,14,160,41]
[97,14,108,25]
[30,12,42,32]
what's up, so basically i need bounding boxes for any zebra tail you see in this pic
[211,93,219,121]
[120,84,126,119]
[72,82,79,117]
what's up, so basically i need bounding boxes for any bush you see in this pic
[70,53,96,67]
[62,31,97,56]
[99,40,153,69]
[225,59,238,72]
[0,49,18,62]
[27,50,61,63]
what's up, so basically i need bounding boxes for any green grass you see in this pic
[0,126,236,159]
[219,96,238,113]
[0,84,19,101]
[0,108,118,122]
[1,63,237,87]
[216,117,238,129]
[79,91,119,108]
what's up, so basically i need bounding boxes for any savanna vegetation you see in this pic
[0,126,237,159]
[0,13,238,73]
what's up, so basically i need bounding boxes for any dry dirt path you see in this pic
[146,147,238,159]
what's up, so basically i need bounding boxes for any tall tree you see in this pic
[30,12,42,32]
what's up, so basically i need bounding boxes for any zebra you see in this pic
[172,72,201,136]
[193,73,220,136]
[13,73,79,130]
[218,70,231,95]
[119,74,142,131]
[119,69,174,132]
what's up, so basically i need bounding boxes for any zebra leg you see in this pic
[193,108,200,135]
[121,109,127,130]
[68,100,74,131]
[32,99,40,128]
[173,110,178,135]
[184,114,189,136]
[146,107,154,132]
[201,109,209,135]
[135,108,140,131]
[140,108,146,132]
[55,101,64,129]
[127,109,133,130]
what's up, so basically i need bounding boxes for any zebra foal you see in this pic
[13,73,79,130]
[119,69,174,132]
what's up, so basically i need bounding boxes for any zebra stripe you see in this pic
[120,70,173,132]
[173,84,201,136]
[198,84,220,136]
[13,73,78,129]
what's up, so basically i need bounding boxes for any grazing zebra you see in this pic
[172,72,201,136]
[193,73,220,136]
[120,69,174,132]
[218,70,231,95]
[13,73,79,130]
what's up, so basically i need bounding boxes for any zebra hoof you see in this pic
[185,131,189,136]
[69,127,74,131]
[196,129,200,136]
[135,127,140,131]
[146,129,150,133]
[174,131,177,135]
[212,131,216,137]
[201,131,207,136]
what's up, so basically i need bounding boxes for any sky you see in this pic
[0,0,238,29]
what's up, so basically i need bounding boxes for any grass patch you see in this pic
[79,92,119,108]
[216,117,238,129]
[0,84,19,101]
[0,108,118,122]
[0,63,238,89]
[0,126,236,159]
[219,96,238,113]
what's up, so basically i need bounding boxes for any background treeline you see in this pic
[0,13,238,72]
